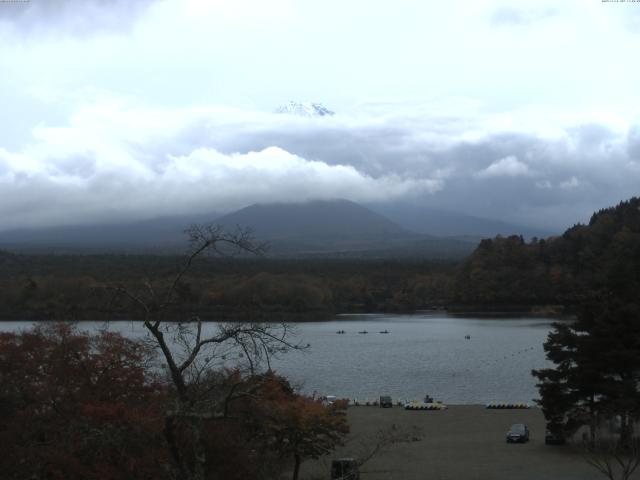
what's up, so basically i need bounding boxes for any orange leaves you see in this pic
[236,372,350,461]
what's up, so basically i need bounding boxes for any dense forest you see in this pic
[0,197,638,321]
[453,197,640,309]
[0,254,455,321]
[530,198,640,455]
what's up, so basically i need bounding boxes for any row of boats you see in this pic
[336,330,389,334]
[336,330,471,338]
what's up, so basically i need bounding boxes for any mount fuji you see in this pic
[275,101,335,117]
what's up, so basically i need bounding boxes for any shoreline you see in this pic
[0,306,572,323]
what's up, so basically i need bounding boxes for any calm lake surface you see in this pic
[1,313,558,404]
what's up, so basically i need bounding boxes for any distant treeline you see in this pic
[2,197,638,321]
[0,254,456,321]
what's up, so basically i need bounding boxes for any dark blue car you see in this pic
[506,423,530,443]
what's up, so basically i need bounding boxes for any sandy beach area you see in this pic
[303,405,635,480]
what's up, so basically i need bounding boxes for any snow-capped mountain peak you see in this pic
[275,101,335,117]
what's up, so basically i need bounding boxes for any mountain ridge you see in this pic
[0,199,477,258]
[215,199,414,241]
[369,203,554,239]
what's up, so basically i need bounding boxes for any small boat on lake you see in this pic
[379,330,389,334]
[358,330,368,334]
[336,330,346,334]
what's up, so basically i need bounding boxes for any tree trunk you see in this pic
[164,415,189,480]
[191,416,207,480]
[292,453,301,480]
[163,399,208,480]
[589,396,597,447]
[619,412,631,449]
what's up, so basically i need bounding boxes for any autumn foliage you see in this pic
[0,323,167,479]
[256,374,350,477]
[0,325,349,480]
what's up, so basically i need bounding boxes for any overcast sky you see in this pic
[1,0,639,232]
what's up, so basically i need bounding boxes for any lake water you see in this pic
[0,312,557,404]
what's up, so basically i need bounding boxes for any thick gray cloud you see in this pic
[0,100,638,232]
[0,0,158,35]
[193,111,637,225]
[628,126,640,161]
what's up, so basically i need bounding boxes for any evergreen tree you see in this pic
[533,321,604,443]
[533,297,640,446]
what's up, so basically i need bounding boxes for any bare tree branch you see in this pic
[584,437,640,480]
[99,222,299,480]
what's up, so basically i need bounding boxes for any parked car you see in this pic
[331,458,360,480]
[545,424,565,445]
[506,423,530,443]
[323,395,337,406]
[379,395,393,408]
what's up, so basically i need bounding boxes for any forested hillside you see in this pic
[453,197,640,309]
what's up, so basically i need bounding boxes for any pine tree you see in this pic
[533,298,640,446]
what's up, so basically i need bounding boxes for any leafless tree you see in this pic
[584,437,640,480]
[306,423,424,479]
[353,423,424,468]
[106,224,302,480]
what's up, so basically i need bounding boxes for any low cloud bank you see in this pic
[0,99,638,232]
